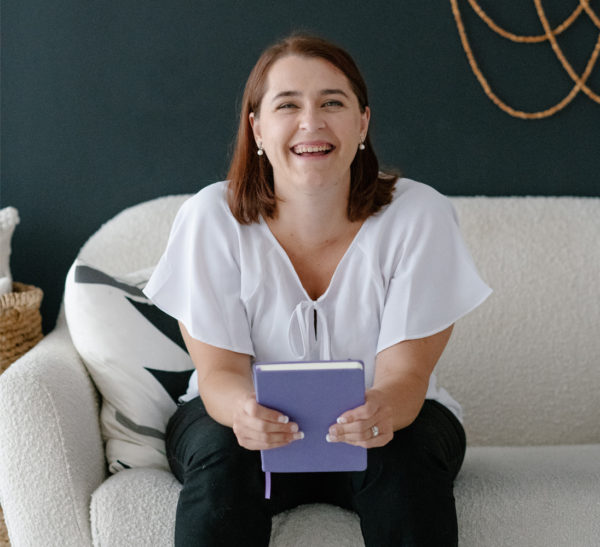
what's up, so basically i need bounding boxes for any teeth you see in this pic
[293,144,333,154]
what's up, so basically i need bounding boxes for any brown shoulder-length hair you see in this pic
[227,33,397,224]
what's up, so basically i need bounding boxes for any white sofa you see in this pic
[1,193,599,546]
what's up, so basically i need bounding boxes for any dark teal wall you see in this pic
[2,0,599,332]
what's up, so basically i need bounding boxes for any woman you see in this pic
[144,33,491,546]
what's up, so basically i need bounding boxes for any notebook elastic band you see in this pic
[265,471,271,499]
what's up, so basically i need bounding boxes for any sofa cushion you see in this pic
[90,468,363,547]
[90,468,181,546]
[455,444,600,546]
[90,445,600,547]
[64,260,194,472]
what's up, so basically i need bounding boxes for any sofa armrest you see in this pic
[0,311,106,547]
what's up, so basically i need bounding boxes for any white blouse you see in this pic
[144,178,492,421]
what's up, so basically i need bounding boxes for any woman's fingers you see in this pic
[234,427,303,450]
[326,389,393,448]
[234,425,304,450]
[335,395,380,425]
[327,418,391,447]
[327,421,392,448]
[233,394,303,450]
[242,397,301,435]
[242,395,289,424]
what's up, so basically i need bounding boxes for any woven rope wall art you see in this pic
[450,0,600,119]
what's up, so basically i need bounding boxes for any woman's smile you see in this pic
[290,141,336,157]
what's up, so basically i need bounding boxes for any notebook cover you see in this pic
[253,360,367,473]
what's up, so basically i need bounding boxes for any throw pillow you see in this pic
[64,260,194,473]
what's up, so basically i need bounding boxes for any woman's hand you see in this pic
[326,388,394,448]
[179,323,303,451]
[327,325,455,448]
[232,392,304,451]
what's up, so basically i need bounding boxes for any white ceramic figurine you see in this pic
[0,207,20,296]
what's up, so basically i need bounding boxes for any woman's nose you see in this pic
[299,107,325,130]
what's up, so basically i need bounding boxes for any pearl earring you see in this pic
[257,142,264,156]
[359,138,366,151]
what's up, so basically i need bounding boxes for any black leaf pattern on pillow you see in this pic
[74,264,193,402]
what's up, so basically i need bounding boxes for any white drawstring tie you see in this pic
[287,300,331,361]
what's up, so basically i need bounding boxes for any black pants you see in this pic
[166,397,466,547]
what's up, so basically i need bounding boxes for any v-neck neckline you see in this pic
[258,215,370,303]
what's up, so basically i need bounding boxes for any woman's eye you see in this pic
[277,103,298,110]
[323,100,343,108]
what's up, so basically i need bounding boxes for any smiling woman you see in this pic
[249,56,369,201]
[226,34,397,225]
[143,32,491,547]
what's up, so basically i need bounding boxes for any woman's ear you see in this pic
[249,112,261,143]
[361,106,371,137]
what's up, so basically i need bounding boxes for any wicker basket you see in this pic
[0,282,44,373]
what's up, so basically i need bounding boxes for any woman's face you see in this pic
[250,55,370,197]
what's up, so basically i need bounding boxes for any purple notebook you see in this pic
[253,360,367,473]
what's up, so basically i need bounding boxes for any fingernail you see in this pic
[290,423,299,433]
[337,417,347,424]
[279,415,289,424]
[326,434,336,443]
[293,432,304,440]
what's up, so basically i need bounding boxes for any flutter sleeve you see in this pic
[376,187,492,353]
[143,189,254,356]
